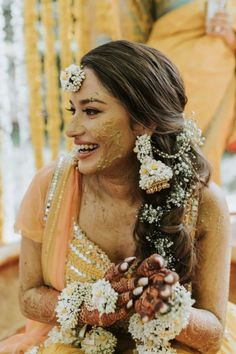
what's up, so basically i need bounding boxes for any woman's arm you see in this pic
[19,237,60,325]
[175,183,231,353]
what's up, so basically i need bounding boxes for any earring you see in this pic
[134,134,173,194]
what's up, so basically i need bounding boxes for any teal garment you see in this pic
[154,0,195,19]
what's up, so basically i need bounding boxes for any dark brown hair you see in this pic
[81,40,211,283]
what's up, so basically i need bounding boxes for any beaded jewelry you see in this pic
[134,134,173,194]
[60,64,86,92]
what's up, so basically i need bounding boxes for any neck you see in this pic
[84,160,140,202]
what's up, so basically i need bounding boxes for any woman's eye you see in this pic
[82,108,100,116]
[65,107,76,115]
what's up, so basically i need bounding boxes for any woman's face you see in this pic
[66,68,142,176]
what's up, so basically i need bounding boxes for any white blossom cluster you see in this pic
[183,118,205,147]
[26,326,117,354]
[129,283,195,354]
[56,281,90,330]
[81,327,117,354]
[140,203,163,225]
[25,346,39,354]
[133,134,153,162]
[139,157,173,192]
[60,64,86,92]
[87,279,118,314]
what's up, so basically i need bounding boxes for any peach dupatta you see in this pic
[0,156,80,353]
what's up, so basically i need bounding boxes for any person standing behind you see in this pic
[147,0,236,183]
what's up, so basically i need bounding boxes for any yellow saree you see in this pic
[0,155,236,353]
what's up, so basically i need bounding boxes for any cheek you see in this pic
[93,121,133,170]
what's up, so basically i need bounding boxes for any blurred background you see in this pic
[0,0,236,339]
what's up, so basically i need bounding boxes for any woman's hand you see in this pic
[133,254,179,321]
[78,254,179,326]
[78,257,138,327]
[207,10,236,52]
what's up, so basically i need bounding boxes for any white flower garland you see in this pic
[26,278,119,353]
[26,326,117,354]
[56,279,118,330]
[87,279,118,315]
[10,0,30,146]
[0,0,16,243]
[81,327,117,354]
[129,283,195,354]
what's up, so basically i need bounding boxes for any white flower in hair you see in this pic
[139,157,173,194]
[60,64,86,92]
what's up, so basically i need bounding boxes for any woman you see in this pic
[0,40,236,353]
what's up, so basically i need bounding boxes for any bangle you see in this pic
[129,283,195,354]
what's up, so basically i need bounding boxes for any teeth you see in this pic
[77,144,97,152]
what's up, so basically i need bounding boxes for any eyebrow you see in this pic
[69,98,107,106]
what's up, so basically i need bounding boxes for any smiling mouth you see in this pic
[77,144,99,153]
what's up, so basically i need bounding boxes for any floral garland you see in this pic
[134,119,205,266]
[26,276,194,353]
[128,283,195,354]
[73,0,90,61]
[11,0,30,146]
[0,0,16,242]
[24,0,44,169]
[26,279,118,354]
[58,0,74,151]
[41,0,61,160]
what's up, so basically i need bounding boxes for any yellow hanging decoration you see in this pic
[24,0,44,169]
[95,0,113,40]
[58,0,74,151]
[73,0,91,62]
[41,0,61,160]
[110,0,122,40]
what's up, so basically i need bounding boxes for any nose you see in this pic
[65,114,86,138]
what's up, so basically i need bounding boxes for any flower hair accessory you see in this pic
[60,64,86,92]
[134,134,173,194]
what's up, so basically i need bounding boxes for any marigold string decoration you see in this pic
[58,0,74,151]
[24,0,44,169]
[41,0,61,160]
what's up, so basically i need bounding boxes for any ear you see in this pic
[132,123,156,137]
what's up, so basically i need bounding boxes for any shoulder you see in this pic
[200,182,228,209]
[197,182,230,236]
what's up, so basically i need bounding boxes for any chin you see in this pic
[76,160,99,175]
